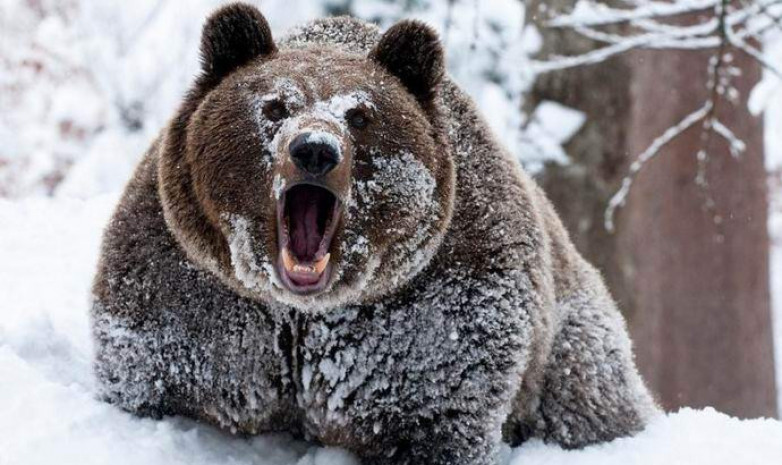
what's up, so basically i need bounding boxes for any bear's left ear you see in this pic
[370,20,444,103]
[200,3,276,82]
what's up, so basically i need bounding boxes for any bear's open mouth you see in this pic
[277,183,340,294]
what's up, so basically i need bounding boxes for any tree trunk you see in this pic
[528,2,778,417]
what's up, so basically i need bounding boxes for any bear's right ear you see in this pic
[370,20,444,104]
[200,3,276,82]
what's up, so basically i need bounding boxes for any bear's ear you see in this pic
[370,20,444,103]
[200,3,276,82]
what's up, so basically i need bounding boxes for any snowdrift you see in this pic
[1,195,780,464]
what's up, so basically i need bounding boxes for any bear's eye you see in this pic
[347,109,369,130]
[264,100,288,122]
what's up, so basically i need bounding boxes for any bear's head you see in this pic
[160,3,455,311]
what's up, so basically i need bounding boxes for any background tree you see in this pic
[528,0,779,417]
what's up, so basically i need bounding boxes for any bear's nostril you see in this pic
[289,132,340,177]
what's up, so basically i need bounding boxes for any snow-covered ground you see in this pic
[1,192,781,464]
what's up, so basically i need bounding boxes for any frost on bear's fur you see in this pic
[91,4,659,465]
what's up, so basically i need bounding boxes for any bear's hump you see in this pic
[282,17,380,54]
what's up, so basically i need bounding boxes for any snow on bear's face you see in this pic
[161,5,454,312]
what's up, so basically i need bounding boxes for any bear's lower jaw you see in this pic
[277,255,333,295]
[277,182,340,295]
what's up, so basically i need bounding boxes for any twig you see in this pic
[605,102,712,231]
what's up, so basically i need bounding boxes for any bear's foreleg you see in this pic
[366,419,504,465]
[532,287,660,448]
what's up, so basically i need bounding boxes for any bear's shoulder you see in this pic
[92,143,262,322]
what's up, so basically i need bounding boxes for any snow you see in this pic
[1,195,781,464]
[305,91,374,138]
[508,408,782,464]
[519,100,586,173]
[226,214,274,292]
[303,131,344,161]
[364,151,437,215]
[272,174,285,200]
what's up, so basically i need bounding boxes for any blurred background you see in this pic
[1,0,780,419]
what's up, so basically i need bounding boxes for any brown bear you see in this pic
[91,3,659,464]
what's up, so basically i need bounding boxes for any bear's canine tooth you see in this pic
[313,253,330,274]
[281,247,296,272]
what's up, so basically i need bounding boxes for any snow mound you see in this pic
[509,408,782,464]
[1,195,781,464]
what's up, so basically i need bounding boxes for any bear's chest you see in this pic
[197,270,534,444]
[270,277,532,445]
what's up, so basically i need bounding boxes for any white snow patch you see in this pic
[356,151,437,214]
[534,100,587,144]
[225,214,275,291]
[265,78,308,108]
[309,91,375,136]
[304,131,343,162]
[344,234,370,259]
[320,91,375,116]
[519,100,586,172]
[273,174,286,200]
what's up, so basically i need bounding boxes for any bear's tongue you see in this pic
[285,184,333,262]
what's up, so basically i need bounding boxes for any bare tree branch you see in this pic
[605,102,713,231]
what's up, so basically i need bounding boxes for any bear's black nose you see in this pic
[289,133,340,177]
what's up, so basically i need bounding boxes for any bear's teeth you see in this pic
[281,247,296,272]
[293,264,315,273]
[313,253,330,274]
[281,248,330,276]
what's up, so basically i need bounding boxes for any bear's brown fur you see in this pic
[92,4,659,464]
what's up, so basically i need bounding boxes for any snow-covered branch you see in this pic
[726,22,782,78]
[536,0,782,73]
[605,102,713,232]
[712,118,747,157]
[549,0,721,28]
